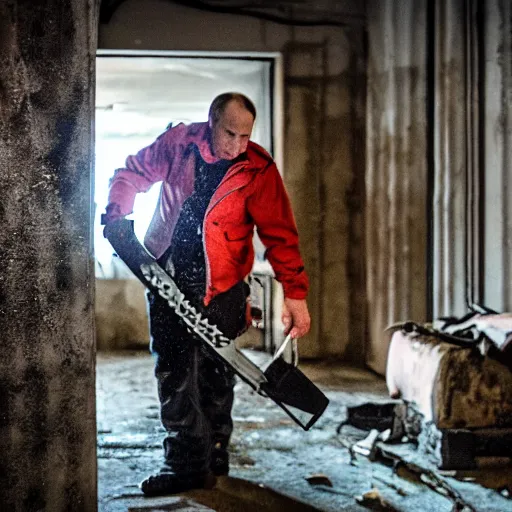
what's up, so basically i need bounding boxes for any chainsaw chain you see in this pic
[141,262,231,348]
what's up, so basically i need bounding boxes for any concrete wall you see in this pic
[0,0,97,510]
[365,0,512,374]
[97,0,367,360]
[432,0,471,318]
[483,0,512,312]
[432,0,512,317]
[96,279,149,351]
[422,0,508,318]
[365,0,429,374]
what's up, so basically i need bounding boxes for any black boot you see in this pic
[140,471,214,497]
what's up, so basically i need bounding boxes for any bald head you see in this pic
[208,93,256,160]
[208,93,256,126]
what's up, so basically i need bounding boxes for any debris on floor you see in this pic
[97,351,512,511]
[305,474,334,488]
[336,400,512,512]
[355,488,399,511]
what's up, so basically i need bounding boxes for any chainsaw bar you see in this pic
[104,219,328,430]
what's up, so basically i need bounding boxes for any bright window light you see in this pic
[95,56,272,278]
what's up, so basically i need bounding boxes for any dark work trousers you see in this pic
[147,280,247,477]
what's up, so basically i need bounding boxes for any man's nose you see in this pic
[229,138,243,155]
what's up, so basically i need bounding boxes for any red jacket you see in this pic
[105,122,308,305]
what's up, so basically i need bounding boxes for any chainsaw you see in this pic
[104,218,329,430]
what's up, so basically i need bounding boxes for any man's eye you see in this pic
[227,130,235,137]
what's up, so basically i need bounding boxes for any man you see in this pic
[103,92,310,496]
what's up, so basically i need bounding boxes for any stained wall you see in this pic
[97,0,367,360]
[0,0,98,509]
[365,0,429,374]
[483,0,512,312]
[365,0,512,373]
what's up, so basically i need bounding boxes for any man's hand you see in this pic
[282,298,311,339]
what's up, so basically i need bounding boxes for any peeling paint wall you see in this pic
[365,0,428,374]
[483,0,512,312]
[0,1,97,510]
[97,0,367,360]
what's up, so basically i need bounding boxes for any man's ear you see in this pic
[208,117,213,129]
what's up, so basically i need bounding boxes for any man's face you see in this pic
[210,100,254,160]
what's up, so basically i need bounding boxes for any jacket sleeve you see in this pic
[103,128,175,224]
[247,163,309,299]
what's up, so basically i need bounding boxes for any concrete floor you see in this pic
[97,349,512,512]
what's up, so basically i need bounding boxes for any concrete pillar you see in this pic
[0,1,97,510]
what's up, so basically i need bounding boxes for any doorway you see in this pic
[94,52,278,352]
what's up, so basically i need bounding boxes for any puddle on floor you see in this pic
[126,476,322,512]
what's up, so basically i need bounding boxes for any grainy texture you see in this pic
[96,351,512,512]
[432,0,468,318]
[483,0,512,312]
[0,0,97,510]
[283,40,365,359]
[97,0,368,360]
[365,0,429,374]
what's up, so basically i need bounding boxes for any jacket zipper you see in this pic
[203,162,254,303]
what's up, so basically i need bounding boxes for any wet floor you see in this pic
[97,350,512,512]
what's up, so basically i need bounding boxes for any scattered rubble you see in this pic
[98,352,512,511]
[305,474,333,488]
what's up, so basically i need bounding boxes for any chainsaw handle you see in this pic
[272,334,299,367]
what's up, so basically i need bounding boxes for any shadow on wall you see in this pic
[95,278,150,351]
